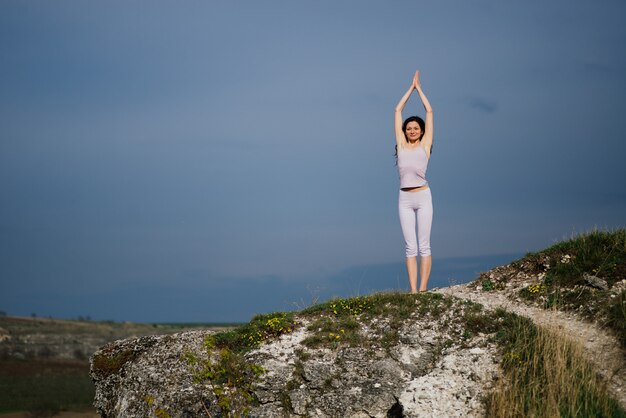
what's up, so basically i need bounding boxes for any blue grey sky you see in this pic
[1,1,625,322]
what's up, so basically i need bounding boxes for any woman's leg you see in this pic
[398,191,419,293]
[416,189,433,291]
[406,256,418,293]
[419,256,432,292]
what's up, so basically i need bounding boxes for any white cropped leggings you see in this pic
[398,188,433,257]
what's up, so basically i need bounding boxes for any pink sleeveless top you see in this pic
[397,145,429,189]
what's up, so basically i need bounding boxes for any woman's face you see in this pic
[405,121,422,142]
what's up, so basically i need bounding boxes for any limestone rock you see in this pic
[91,330,219,417]
[584,273,609,290]
[90,297,501,417]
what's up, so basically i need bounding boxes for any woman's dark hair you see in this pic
[395,115,432,164]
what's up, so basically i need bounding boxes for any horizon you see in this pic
[5,251,523,322]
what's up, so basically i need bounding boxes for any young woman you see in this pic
[395,70,434,293]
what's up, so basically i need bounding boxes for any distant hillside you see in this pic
[0,315,235,361]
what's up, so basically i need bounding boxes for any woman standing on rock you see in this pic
[395,70,434,293]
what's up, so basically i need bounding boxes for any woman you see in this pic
[395,70,434,293]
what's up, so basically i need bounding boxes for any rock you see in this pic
[584,273,609,290]
[90,297,502,418]
[90,331,220,417]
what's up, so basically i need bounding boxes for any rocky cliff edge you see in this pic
[90,293,510,417]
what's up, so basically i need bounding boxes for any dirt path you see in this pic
[435,284,626,410]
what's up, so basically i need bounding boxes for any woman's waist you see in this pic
[400,184,429,193]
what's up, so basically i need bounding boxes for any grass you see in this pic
[530,229,626,348]
[606,290,626,348]
[520,228,626,287]
[299,292,523,351]
[209,311,296,353]
[0,359,95,414]
[300,292,455,349]
[486,318,625,418]
[478,228,626,348]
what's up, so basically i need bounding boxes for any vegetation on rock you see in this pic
[477,228,626,348]
[208,312,296,352]
[188,336,265,417]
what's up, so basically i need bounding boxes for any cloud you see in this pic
[465,97,498,113]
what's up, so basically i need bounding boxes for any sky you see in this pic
[1,0,625,322]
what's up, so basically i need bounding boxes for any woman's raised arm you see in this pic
[413,70,434,156]
[395,81,414,150]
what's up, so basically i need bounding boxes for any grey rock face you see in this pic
[91,330,219,417]
[584,273,609,290]
[90,297,500,417]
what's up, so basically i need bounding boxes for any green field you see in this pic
[0,359,94,414]
[0,317,239,414]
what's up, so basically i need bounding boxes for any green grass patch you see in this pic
[210,311,296,353]
[301,292,436,349]
[303,315,362,349]
[301,292,498,350]
[481,279,495,291]
[518,229,626,287]
[0,359,94,414]
[606,290,626,348]
[301,291,452,321]
[505,229,626,348]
